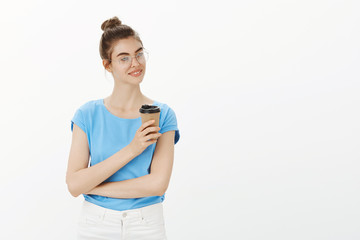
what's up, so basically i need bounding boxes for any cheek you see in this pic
[110,70,125,80]
[114,68,128,76]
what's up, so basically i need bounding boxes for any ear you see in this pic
[102,59,112,72]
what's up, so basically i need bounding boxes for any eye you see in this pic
[121,56,130,61]
[137,52,144,57]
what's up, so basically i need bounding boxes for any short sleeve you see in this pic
[159,106,180,145]
[71,108,86,134]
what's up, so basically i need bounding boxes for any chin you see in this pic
[129,76,144,84]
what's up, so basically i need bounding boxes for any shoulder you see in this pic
[72,99,103,122]
[76,99,101,113]
[154,100,178,121]
[154,100,175,113]
[71,99,100,133]
[154,100,179,125]
[154,100,180,144]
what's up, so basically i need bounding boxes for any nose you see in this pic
[131,56,141,67]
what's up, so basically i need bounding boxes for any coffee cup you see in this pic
[139,104,161,128]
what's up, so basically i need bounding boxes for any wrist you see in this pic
[125,144,138,158]
[85,182,105,195]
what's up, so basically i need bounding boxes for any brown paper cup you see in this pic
[139,104,161,128]
[140,112,160,127]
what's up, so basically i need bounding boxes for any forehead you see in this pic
[112,38,142,56]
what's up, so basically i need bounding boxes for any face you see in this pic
[103,37,146,84]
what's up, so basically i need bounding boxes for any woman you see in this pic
[66,16,180,239]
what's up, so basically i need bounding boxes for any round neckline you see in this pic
[100,98,157,120]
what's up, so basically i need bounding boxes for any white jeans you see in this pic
[77,200,167,240]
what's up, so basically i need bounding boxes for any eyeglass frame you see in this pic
[107,48,149,67]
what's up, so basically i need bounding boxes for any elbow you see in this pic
[153,178,168,196]
[66,177,81,198]
[156,188,166,197]
[67,183,80,198]
[158,184,168,196]
[69,188,81,198]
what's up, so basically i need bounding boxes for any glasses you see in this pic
[109,49,149,67]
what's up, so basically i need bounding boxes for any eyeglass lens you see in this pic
[119,51,148,66]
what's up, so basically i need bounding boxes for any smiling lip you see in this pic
[128,69,142,77]
[129,69,142,74]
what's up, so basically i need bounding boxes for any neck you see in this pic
[105,83,148,112]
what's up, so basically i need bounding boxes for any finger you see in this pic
[146,138,158,145]
[138,120,155,132]
[143,126,160,136]
[145,132,162,141]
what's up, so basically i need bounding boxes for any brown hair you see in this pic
[99,16,143,69]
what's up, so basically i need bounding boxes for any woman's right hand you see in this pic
[128,119,162,156]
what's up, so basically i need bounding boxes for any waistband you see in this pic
[80,200,163,220]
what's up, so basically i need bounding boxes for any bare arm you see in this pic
[85,174,161,198]
[65,123,137,197]
[66,119,161,198]
[85,130,175,198]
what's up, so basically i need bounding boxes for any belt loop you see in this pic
[101,209,106,221]
[139,208,145,220]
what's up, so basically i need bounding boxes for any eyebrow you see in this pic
[116,47,143,57]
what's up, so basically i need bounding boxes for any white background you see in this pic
[0,0,359,239]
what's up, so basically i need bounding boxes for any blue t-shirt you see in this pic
[70,98,180,211]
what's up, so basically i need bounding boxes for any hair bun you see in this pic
[101,16,122,31]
